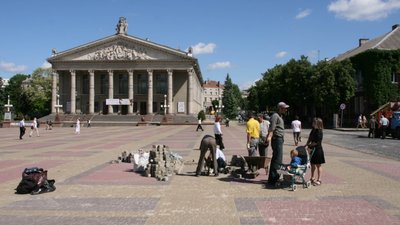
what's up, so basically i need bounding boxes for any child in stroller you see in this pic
[280,146,313,191]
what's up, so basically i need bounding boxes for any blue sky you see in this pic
[1,0,400,90]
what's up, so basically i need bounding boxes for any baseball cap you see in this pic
[277,102,289,108]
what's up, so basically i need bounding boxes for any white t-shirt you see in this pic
[216,148,226,161]
[291,120,301,132]
[214,122,222,135]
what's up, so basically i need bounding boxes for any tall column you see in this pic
[89,70,95,114]
[167,69,173,114]
[187,68,194,115]
[108,70,114,114]
[70,70,76,114]
[147,69,153,114]
[51,71,58,114]
[128,70,134,114]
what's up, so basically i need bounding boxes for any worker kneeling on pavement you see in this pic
[205,145,228,174]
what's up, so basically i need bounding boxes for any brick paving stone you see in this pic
[0,160,67,183]
[344,160,400,180]
[62,162,167,185]
[238,198,400,225]
[4,197,159,211]
[240,217,265,225]
[0,216,147,225]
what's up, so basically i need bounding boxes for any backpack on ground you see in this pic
[15,167,56,195]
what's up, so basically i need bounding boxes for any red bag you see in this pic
[22,167,48,187]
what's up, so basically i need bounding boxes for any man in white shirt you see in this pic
[291,116,302,146]
[19,118,26,140]
[258,114,270,156]
[380,115,389,139]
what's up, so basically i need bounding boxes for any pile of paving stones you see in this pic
[116,145,184,181]
[144,145,184,181]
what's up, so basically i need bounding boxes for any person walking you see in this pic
[29,117,40,137]
[368,115,377,138]
[214,116,224,150]
[379,114,389,139]
[246,112,260,156]
[305,117,326,186]
[258,113,269,156]
[19,118,26,140]
[87,119,91,128]
[75,118,81,134]
[196,118,204,131]
[291,116,302,146]
[356,114,363,128]
[266,102,289,187]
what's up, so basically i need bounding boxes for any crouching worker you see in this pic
[205,145,228,174]
[196,135,219,177]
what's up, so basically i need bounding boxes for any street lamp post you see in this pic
[4,95,13,112]
[4,95,13,121]
[55,94,63,122]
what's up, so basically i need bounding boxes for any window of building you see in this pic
[100,74,107,94]
[392,72,399,84]
[355,70,363,89]
[119,74,128,94]
[137,74,147,95]
[82,75,89,94]
[155,74,167,94]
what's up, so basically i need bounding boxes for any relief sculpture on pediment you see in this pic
[87,43,154,61]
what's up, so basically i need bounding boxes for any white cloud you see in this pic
[191,42,217,55]
[275,51,288,59]
[239,80,258,91]
[307,50,319,60]
[207,61,232,70]
[42,61,52,69]
[328,0,400,21]
[295,9,312,19]
[0,61,27,73]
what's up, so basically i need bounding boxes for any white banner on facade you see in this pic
[177,102,185,113]
[106,99,131,105]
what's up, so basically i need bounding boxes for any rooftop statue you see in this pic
[116,17,128,35]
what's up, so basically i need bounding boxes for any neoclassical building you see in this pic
[47,17,203,116]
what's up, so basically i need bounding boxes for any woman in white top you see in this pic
[213,116,225,150]
[291,116,301,146]
[29,117,40,137]
[75,118,81,134]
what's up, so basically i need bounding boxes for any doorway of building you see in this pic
[140,102,147,115]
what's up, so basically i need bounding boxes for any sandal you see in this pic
[313,180,321,186]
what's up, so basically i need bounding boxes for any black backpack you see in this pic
[15,167,56,195]
[15,177,38,194]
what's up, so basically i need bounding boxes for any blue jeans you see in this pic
[248,138,259,156]
[267,136,284,185]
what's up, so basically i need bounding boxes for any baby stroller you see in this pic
[280,146,314,191]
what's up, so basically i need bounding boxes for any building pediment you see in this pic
[48,35,193,63]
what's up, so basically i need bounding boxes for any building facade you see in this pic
[333,24,400,116]
[202,80,224,113]
[47,17,203,116]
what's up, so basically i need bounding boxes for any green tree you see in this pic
[197,110,206,121]
[311,59,355,116]
[24,68,52,117]
[4,74,29,119]
[0,77,5,120]
[221,74,240,119]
